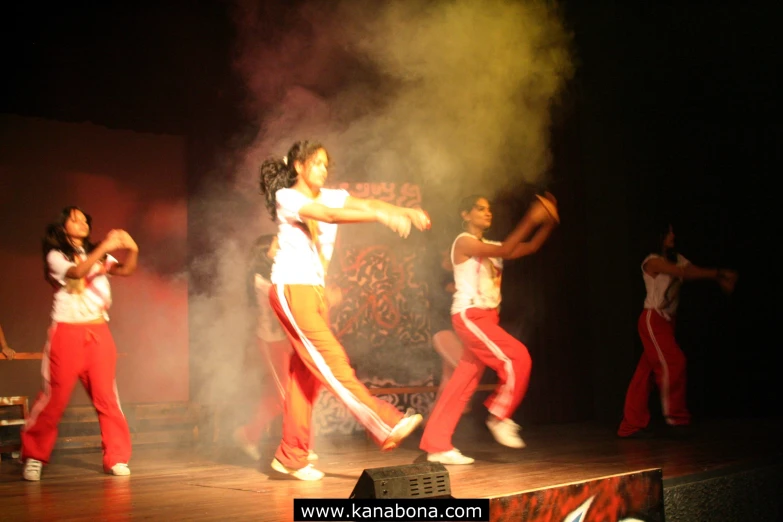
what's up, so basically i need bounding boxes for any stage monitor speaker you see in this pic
[349,462,451,499]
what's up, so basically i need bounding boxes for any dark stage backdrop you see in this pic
[0,114,189,404]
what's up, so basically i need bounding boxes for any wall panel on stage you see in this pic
[0,114,188,404]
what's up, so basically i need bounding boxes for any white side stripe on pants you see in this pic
[459,310,515,418]
[275,285,392,441]
[645,309,671,420]
[24,324,57,432]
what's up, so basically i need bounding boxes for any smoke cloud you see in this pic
[233,0,573,201]
[188,0,574,437]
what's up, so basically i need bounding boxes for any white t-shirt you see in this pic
[270,187,350,286]
[450,232,503,314]
[254,274,287,342]
[48,249,118,323]
[642,253,690,320]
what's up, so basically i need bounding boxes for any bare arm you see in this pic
[298,201,384,225]
[64,232,123,279]
[454,200,552,261]
[344,196,431,231]
[108,231,139,277]
[506,222,556,260]
[644,257,738,294]
[643,257,719,280]
[298,197,429,238]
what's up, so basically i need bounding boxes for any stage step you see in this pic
[53,402,201,450]
[663,458,783,522]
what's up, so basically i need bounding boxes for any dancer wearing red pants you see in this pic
[617,223,737,438]
[420,194,558,465]
[428,246,467,412]
[258,140,431,480]
[233,234,317,462]
[22,206,138,481]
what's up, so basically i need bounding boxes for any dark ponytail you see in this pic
[259,140,326,221]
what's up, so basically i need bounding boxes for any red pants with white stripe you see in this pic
[22,322,132,470]
[420,307,532,453]
[618,309,691,436]
[240,337,315,448]
[269,284,404,470]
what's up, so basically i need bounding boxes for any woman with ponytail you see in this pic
[617,223,738,438]
[259,140,431,481]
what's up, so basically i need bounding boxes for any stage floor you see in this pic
[1,417,780,521]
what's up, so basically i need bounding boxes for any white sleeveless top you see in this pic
[642,253,690,320]
[450,232,503,314]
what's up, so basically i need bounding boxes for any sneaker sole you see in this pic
[270,458,324,481]
[381,414,423,452]
[427,457,475,465]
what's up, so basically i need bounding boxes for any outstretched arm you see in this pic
[298,197,429,238]
[644,258,719,280]
[506,221,556,259]
[454,197,556,260]
[643,257,738,293]
[344,196,431,232]
[297,201,410,237]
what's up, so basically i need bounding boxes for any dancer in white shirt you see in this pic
[420,193,558,465]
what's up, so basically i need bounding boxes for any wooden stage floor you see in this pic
[1,417,780,521]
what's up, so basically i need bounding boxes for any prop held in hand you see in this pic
[534,192,560,224]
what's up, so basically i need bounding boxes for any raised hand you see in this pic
[101,230,125,252]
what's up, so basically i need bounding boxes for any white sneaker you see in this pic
[233,427,261,461]
[22,459,42,481]
[427,448,474,465]
[487,416,526,448]
[382,409,423,451]
[270,458,324,481]
[307,450,319,461]
[109,463,131,476]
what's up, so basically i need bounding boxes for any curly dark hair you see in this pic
[42,206,98,285]
[457,194,487,218]
[258,140,326,221]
